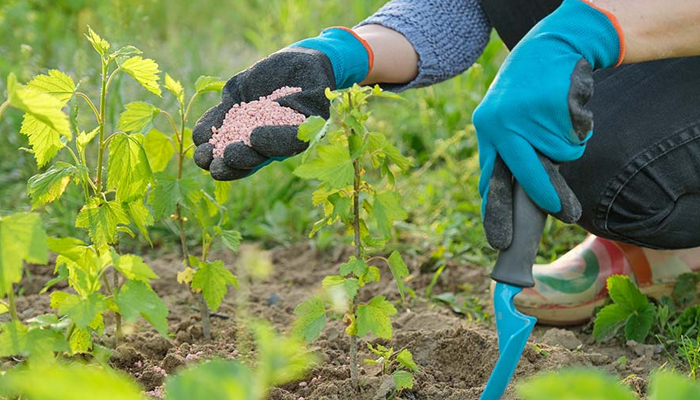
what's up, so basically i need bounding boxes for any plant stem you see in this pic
[348,92,362,389]
[75,92,101,123]
[95,58,108,191]
[113,267,122,345]
[7,286,18,321]
[0,100,10,121]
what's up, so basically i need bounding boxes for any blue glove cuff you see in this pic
[290,27,373,89]
[540,0,625,69]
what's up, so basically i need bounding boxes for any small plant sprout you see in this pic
[291,84,415,389]
[364,344,419,394]
[593,275,656,343]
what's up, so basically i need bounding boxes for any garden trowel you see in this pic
[479,182,547,400]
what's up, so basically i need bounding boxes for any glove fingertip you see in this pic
[250,126,308,158]
[209,158,251,181]
[224,142,268,169]
[194,143,215,171]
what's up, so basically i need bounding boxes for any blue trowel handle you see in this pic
[490,183,548,288]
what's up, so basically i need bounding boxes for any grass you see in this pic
[0,0,586,268]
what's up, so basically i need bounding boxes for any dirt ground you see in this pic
[16,243,665,399]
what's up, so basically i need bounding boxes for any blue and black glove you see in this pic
[473,0,625,250]
[193,27,374,181]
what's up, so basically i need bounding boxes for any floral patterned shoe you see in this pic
[502,235,700,326]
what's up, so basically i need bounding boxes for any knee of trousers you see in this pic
[562,124,700,250]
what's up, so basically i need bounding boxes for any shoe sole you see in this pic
[515,282,678,327]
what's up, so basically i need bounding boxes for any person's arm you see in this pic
[353,0,492,91]
[591,0,700,63]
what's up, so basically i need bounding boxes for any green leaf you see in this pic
[120,56,162,96]
[297,115,327,142]
[68,327,92,354]
[387,251,409,301]
[372,191,406,238]
[114,280,169,336]
[593,304,629,342]
[294,142,353,188]
[367,132,412,170]
[214,181,231,204]
[518,368,637,400]
[149,175,202,218]
[118,102,160,133]
[55,292,106,329]
[624,302,655,342]
[339,257,369,277]
[77,127,99,157]
[392,370,413,391]
[649,370,700,400]
[27,70,76,105]
[113,254,158,283]
[164,359,258,400]
[75,198,131,246]
[0,321,28,358]
[191,260,238,312]
[84,26,110,55]
[142,129,174,173]
[322,276,360,300]
[164,73,184,104]
[12,85,70,139]
[2,361,145,400]
[356,296,397,339]
[396,349,418,372]
[123,199,154,245]
[27,162,87,209]
[221,230,242,252]
[19,114,65,167]
[194,76,226,94]
[608,275,649,313]
[254,322,318,386]
[0,213,48,297]
[292,296,327,343]
[360,266,381,286]
[109,45,142,59]
[107,133,154,201]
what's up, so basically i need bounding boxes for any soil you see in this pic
[15,243,666,400]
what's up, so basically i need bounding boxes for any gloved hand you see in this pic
[472,0,624,250]
[193,27,373,181]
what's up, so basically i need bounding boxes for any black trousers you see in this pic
[482,0,700,249]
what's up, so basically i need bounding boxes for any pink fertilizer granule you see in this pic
[210,86,307,158]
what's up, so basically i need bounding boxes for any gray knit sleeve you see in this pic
[355,0,492,92]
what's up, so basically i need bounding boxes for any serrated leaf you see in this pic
[75,198,130,246]
[55,292,106,329]
[195,76,225,94]
[293,296,327,343]
[608,275,649,313]
[27,162,87,209]
[69,327,92,354]
[221,230,242,252]
[356,295,396,339]
[177,267,195,285]
[387,251,409,301]
[0,213,48,297]
[121,56,161,96]
[149,175,202,218]
[164,73,184,104]
[372,191,406,238]
[624,303,655,342]
[107,133,154,201]
[123,199,154,245]
[360,266,381,286]
[191,260,238,312]
[339,257,369,277]
[114,254,158,283]
[593,304,629,342]
[110,45,142,59]
[118,102,160,133]
[142,129,174,173]
[0,321,28,358]
[114,280,169,336]
[297,115,327,142]
[84,26,110,55]
[77,127,99,157]
[396,349,418,372]
[27,70,76,105]
[2,359,145,400]
[12,86,70,138]
[393,370,413,391]
[214,181,231,204]
[322,275,360,300]
[20,114,65,167]
[294,142,353,187]
[367,132,412,170]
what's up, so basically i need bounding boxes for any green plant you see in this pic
[678,334,700,380]
[9,27,169,354]
[291,85,414,389]
[120,68,241,341]
[364,344,419,394]
[593,275,656,343]
[518,368,700,400]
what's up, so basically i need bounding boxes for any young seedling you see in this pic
[364,344,419,395]
[292,84,415,389]
[15,27,168,352]
[593,275,656,343]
